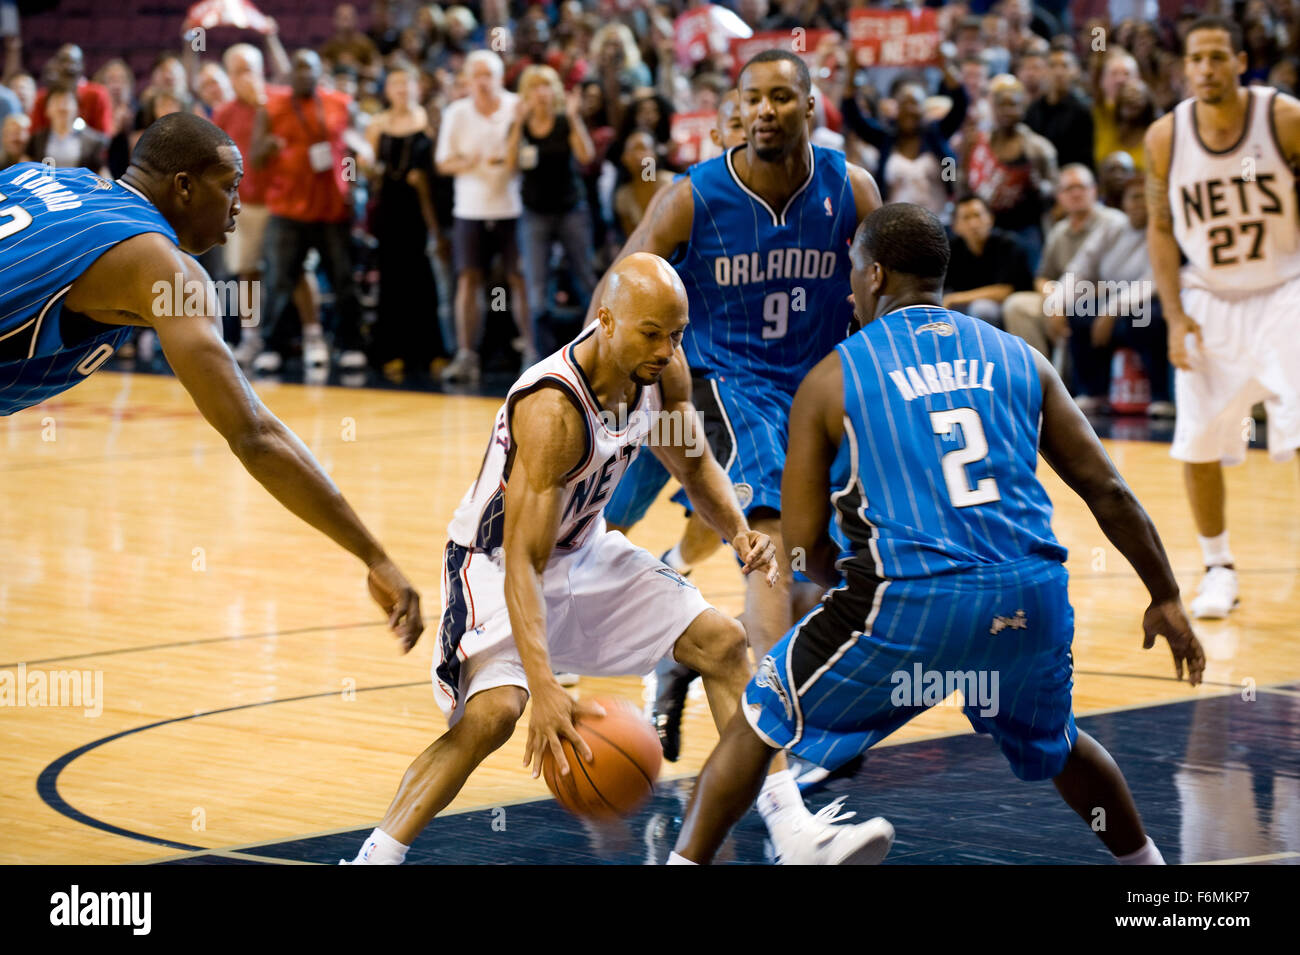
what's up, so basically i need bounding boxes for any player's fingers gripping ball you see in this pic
[541,696,663,820]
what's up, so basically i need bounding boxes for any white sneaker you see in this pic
[304,336,329,370]
[1190,565,1239,619]
[251,350,282,373]
[776,797,895,866]
[338,349,367,370]
[440,349,481,384]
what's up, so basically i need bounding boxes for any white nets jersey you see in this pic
[447,326,662,555]
[1168,86,1300,293]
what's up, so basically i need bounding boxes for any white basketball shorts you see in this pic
[1172,275,1300,465]
[431,528,713,724]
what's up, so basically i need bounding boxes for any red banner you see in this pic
[183,0,273,34]
[847,9,942,68]
[674,5,752,69]
[669,109,719,168]
[727,29,835,81]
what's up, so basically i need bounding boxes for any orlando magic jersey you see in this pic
[674,143,857,394]
[0,164,179,415]
[832,304,1067,580]
[447,324,662,555]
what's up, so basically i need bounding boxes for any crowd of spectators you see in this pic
[0,0,1291,411]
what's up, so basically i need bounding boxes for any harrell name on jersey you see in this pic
[447,326,662,556]
[1169,86,1300,293]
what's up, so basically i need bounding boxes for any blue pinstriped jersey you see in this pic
[831,304,1067,580]
[0,164,179,416]
[673,144,857,394]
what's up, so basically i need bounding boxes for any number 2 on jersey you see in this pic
[929,407,1000,508]
[0,189,34,241]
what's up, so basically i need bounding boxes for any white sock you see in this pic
[666,851,698,865]
[663,543,693,575]
[755,769,806,824]
[1198,532,1233,568]
[1115,835,1165,865]
[351,827,409,865]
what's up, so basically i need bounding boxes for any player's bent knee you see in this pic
[455,686,527,753]
[675,611,747,678]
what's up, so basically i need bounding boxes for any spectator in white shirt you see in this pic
[435,49,532,384]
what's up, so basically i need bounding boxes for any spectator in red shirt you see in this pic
[214,41,299,362]
[30,45,111,135]
[251,49,365,371]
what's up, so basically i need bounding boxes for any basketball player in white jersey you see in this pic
[347,254,893,865]
[1145,15,1300,618]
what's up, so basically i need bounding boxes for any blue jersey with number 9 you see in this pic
[832,304,1068,580]
[0,163,179,416]
[673,143,857,394]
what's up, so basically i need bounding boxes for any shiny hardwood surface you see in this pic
[1,371,1296,863]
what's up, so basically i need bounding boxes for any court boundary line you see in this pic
[36,680,427,853]
[0,620,383,669]
[8,562,1296,668]
[0,421,491,474]
[135,681,1280,865]
[1188,851,1300,865]
[95,367,511,405]
[155,849,324,866]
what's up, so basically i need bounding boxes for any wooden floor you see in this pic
[1,371,1296,864]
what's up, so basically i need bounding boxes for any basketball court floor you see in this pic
[1,368,1296,865]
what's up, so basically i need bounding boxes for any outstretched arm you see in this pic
[503,388,607,777]
[781,351,843,590]
[1033,346,1204,685]
[66,235,423,649]
[650,351,778,584]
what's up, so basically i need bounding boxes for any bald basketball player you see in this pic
[348,253,893,865]
[0,112,421,647]
[602,89,749,592]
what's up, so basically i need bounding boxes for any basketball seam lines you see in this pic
[565,740,620,815]
[581,725,656,790]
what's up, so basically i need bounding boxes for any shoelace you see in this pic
[791,795,857,834]
[811,796,857,825]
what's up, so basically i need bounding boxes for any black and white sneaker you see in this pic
[652,657,696,762]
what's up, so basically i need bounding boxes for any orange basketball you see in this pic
[541,696,662,819]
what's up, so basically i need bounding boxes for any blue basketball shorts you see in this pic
[602,446,675,528]
[744,556,1078,782]
[671,373,791,518]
